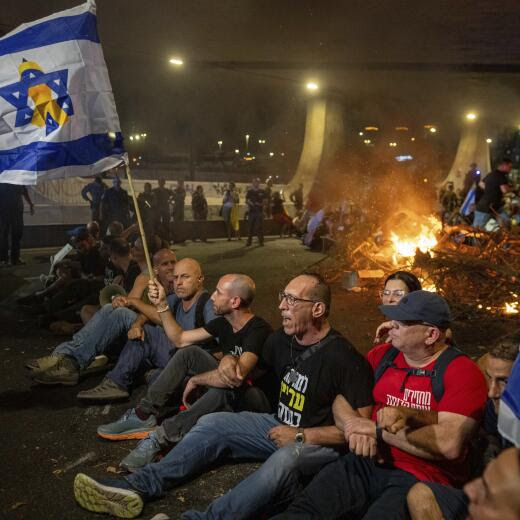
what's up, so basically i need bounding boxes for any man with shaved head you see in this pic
[30,248,177,386]
[77,257,217,402]
[74,273,374,519]
[95,271,273,472]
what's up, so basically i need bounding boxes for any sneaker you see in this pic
[25,354,63,373]
[120,432,162,472]
[97,408,157,441]
[31,355,80,385]
[77,378,129,402]
[74,473,143,518]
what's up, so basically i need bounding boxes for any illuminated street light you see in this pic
[135,135,140,140]
[465,112,477,121]
[235,149,239,154]
[245,134,250,150]
[269,152,274,157]
[217,140,223,151]
[486,138,493,143]
[411,137,416,141]
[359,132,364,136]
[129,136,134,141]
[169,57,184,66]
[363,139,371,144]
[306,81,319,91]
[429,127,437,133]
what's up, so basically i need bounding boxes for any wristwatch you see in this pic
[295,427,305,444]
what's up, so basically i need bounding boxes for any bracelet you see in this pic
[376,425,384,445]
[156,304,170,313]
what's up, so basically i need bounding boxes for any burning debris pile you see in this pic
[324,210,520,320]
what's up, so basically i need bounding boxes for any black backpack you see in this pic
[373,345,466,403]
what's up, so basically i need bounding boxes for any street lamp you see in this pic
[486,138,493,144]
[169,57,184,66]
[245,134,250,150]
[306,81,319,91]
[465,112,477,122]
[217,140,223,151]
[429,127,437,133]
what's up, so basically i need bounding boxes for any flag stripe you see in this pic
[0,133,123,173]
[0,12,99,58]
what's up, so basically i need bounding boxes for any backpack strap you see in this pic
[292,333,340,368]
[430,345,465,402]
[194,291,211,328]
[374,344,466,403]
[374,346,400,383]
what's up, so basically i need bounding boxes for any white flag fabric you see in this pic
[498,354,520,447]
[0,0,126,185]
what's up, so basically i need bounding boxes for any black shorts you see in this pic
[423,481,468,520]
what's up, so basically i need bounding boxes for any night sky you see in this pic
[2,0,520,156]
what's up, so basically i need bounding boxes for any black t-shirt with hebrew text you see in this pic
[262,328,374,428]
[203,315,272,357]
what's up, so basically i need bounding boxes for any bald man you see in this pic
[30,248,177,386]
[96,272,273,472]
[74,274,373,520]
[77,258,217,402]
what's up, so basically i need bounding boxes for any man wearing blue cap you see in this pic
[276,290,488,520]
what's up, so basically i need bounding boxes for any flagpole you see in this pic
[124,163,154,277]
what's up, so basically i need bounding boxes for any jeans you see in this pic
[273,453,419,520]
[107,324,173,390]
[125,412,339,520]
[247,211,264,245]
[139,345,228,444]
[54,303,136,370]
[0,209,23,263]
[473,209,510,229]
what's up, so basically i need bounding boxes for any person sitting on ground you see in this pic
[73,273,374,519]
[374,270,422,342]
[27,249,177,386]
[275,290,487,520]
[86,220,101,241]
[406,334,518,520]
[95,272,273,473]
[21,228,107,327]
[464,447,520,520]
[77,258,217,403]
[80,237,143,324]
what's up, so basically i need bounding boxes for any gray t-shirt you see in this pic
[166,292,217,330]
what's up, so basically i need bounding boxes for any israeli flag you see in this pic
[460,186,475,216]
[0,0,125,185]
[499,353,520,447]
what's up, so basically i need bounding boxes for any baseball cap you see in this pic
[379,290,451,329]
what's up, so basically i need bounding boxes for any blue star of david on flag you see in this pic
[0,59,74,136]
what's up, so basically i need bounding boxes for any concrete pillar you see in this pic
[442,122,491,192]
[286,95,345,205]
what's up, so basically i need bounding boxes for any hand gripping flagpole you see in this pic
[124,163,154,277]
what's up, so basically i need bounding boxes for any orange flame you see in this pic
[390,216,442,266]
[504,302,519,315]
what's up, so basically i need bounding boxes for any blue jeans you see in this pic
[125,412,339,519]
[53,303,136,370]
[473,210,510,229]
[107,324,173,390]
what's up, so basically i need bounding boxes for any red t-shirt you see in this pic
[367,343,487,486]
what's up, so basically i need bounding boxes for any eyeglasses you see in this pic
[278,292,319,306]
[379,289,406,299]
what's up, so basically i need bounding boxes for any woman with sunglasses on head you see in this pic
[375,271,422,343]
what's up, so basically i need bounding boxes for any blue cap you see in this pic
[379,290,451,329]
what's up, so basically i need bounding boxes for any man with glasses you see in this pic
[275,290,488,520]
[74,273,374,519]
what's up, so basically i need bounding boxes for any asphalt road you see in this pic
[0,238,333,520]
[1,237,516,519]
